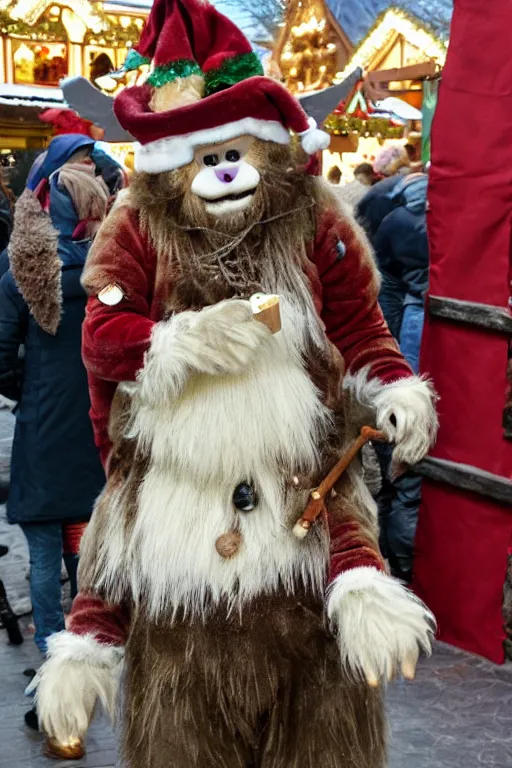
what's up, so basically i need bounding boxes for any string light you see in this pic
[334,9,447,82]
[9,0,102,31]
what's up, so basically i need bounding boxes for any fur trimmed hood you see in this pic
[9,188,62,335]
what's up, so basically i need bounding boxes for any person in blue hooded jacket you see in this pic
[0,135,107,671]
[372,172,430,583]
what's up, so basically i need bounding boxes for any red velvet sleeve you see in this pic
[81,205,156,384]
[68,593,130,646]
[328,517,386,584]
[311,208,412,384]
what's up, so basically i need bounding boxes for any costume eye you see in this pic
[203,154,219,167]
[225,149,240,163]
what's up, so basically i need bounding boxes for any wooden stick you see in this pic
[292,426,386,539]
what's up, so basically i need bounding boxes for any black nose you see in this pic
[233,482,258,512]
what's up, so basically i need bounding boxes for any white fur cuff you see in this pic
[45,630,125,667]
[327,567,435,685]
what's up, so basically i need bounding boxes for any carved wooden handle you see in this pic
[292,426,386,539]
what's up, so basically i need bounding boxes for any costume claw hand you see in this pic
[138,300,272,404]
[185,299,272,376]
[327,567,435,688]
[374,377,438,466]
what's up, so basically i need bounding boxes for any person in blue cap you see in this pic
[0,134,109,737]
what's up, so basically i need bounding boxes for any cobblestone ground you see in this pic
[1,407,512,768]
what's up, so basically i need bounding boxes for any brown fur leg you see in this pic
[258,637,386,768]
[121,593,386,768]
[121,617,257,767]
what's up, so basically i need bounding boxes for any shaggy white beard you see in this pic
[90,297,335,620]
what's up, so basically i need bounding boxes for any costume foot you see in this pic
[44,736,85,760]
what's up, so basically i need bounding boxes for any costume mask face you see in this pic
[191,136,260,216]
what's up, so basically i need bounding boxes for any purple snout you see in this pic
[215,167,239,184]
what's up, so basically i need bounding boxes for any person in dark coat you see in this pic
[374,172,429,363]
[371,172,430,582]
[0,134,107,660]
[355,144,411,244]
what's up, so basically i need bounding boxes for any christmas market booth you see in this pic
[272,1,450,95]
[272,1,449,180]
[0,0,149,184]
[323,61,439,181]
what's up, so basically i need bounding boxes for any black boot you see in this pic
[0,579,23,644]
[24,706,38,731]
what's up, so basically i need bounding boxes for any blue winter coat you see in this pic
[355,174,405,245]
[373,174,429,301]
[0,165,105,525]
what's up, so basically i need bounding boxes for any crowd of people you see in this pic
[0,132,430,736]
[328,142,430,583]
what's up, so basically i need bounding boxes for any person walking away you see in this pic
[372,172,430,582]
[355,144,411,242]
[0,134,107,735]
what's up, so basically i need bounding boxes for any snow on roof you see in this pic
[0,83,65,109]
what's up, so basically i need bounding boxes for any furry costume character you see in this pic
[32,2,438,764]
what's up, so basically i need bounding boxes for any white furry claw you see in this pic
[373,376,438,465]
[327,567,435,687]
[344,369,439,466]
[27,632,124,743]
[137,299,272,406]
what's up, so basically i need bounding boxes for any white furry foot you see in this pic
[138,299,271,405]
[327,567,435,686]
[28,632,124,742]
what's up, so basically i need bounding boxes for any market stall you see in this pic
[413,0,512,664]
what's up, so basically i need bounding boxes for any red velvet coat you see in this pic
[72,199,412,645]
[82,204,411,466]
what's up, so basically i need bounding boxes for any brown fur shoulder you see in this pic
[9,189,61,335]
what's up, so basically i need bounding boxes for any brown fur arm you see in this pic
[327,474,386,585]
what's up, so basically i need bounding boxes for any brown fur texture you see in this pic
[122,589,386,768]
[9,189,61,334]
[78,385,149,599]
[79,142,382,605]
[129,139,319,311]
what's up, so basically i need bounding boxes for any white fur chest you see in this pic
[126,299,332,619]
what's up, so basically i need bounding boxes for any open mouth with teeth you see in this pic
[201,188,257,205]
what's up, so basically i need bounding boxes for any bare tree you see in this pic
[219,0,286,42]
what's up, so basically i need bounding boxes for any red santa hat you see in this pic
[114,0,330,173]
